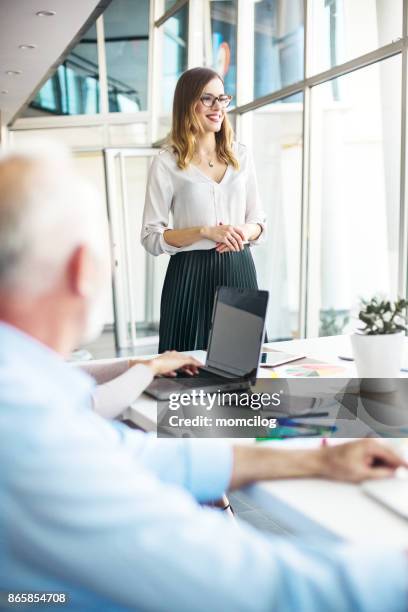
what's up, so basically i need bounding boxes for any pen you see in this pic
[257,428,320,441]
[256,432,320,441]
[339,355,408,372]
[275,411,329,419]
[278,419,337,432]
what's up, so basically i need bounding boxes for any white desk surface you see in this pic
[123,335,408,544]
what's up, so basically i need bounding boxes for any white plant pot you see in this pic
[350,331,404,392]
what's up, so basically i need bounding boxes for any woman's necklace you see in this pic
[197,150,216,167]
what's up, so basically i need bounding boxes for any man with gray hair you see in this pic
[0,144,407,611]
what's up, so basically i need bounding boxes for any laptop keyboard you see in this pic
[176,369,226,388]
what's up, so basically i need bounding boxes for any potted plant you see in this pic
[351,297,408,382]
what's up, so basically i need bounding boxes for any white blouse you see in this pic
[141,142,266,256]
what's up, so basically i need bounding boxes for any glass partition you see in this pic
[156,4,188,139]
[254,0,304,100]
[309,56,401,336]
[72,151,114,326]
[310,0,403,75]
[165,0,179,10]
[244,93,303,340]
[104,0,150,112]
[22,1,151,118]
[23,24,100,117]
[160,5,188,115]
[210,0,237,100]
[104,148,164,349]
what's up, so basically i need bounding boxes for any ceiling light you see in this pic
[19,44,37,50]
[5,70,22,76]
[36,10,56,17]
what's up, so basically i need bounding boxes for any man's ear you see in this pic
[66,245,93,298]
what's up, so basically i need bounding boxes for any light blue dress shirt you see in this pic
[0,322,407,612]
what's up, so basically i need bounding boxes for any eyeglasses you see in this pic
[200,93,233,108]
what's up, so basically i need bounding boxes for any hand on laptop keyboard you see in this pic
[143,351,202,378]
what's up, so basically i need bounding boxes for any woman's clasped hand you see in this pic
[202,223,247,253]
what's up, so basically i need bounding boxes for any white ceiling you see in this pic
[0,0,108,126]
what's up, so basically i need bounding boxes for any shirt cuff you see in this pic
[158,228,184,255]
[247,221,266,246]
[186,440,233,502]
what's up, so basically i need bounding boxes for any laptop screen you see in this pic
[206,287,268,378]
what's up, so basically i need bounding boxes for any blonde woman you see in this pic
[141,67,266,352]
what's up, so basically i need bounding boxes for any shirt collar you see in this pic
[0,322,95,408]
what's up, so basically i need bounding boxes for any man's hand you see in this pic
[229,439,407,490]
[144,351,202,377]
[319,439,407,483]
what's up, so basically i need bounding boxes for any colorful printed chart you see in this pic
[276,363,347,377]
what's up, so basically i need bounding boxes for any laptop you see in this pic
[145,286,269,400]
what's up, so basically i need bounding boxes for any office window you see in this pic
[104,0,149,113]
[157,4,188,139]
[160,5,188,116]
[309,56,401,337]
[246,94,303,340]
[209,0,237,101]
[310,0,402,75]
[23,24,100,117]
[165,0,179,10]
[254,0,304,100]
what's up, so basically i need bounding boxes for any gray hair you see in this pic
[0,141,109,294]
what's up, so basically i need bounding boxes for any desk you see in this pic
[241,441,408,545]
[123,335,408,545]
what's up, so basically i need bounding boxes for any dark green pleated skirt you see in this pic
[159,246,260,352]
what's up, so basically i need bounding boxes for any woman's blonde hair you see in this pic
[168,67,239,171]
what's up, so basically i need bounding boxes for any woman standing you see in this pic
[141,67,266,352]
